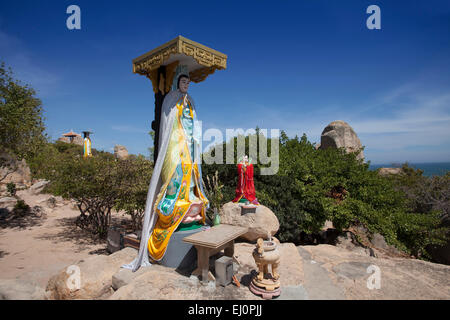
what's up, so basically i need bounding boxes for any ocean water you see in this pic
[369,162,450,177]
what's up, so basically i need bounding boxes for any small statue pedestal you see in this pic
[239,203,257,215]
[249,238,281,299]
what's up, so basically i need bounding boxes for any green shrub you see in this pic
[6,182,16,197]
[45,152,119,238]
[13,199,30,216]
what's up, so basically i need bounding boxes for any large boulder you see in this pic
[114,145,128,160]
[35,195,66,210]
[109,266,206,300]
[109,266,259,300]
[299,244,450,299]
[0,197,18,209]
[0,279,46,300]
[219,201,279,242]
[45,247,137,300]
[29,180,50,195]
[319,120,364,160]
[0,151,32,189]
[377,167,404,176]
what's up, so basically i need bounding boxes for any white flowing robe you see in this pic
[122,89,207,271]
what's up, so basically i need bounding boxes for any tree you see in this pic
[114,155,153,231]
[0,62,47,161]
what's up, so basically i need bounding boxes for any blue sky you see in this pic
[1,0,449,164]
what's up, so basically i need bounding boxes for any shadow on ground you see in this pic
[34,215,133,254]
[239,270,257,287]
[0,207,47,230]
[34,216,105,252]
[0,250,9,259]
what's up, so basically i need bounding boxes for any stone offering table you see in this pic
[183,224,247,284]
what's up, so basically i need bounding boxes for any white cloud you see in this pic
[210,83,450,163]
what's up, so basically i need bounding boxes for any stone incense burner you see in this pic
[250,238,281,299]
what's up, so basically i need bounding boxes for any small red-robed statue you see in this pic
[232,155,259,205]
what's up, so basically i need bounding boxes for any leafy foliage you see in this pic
[388,164,450,220]
[0,62,47,161]
[6,182,16,197]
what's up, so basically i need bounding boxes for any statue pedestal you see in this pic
[160,227,204,270]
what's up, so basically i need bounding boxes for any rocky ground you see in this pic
[41,241,450,300]
[297,245,450,299]
[0,186,129,297]
[1,187,449,300]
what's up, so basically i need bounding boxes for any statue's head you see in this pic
[177,74,190,94]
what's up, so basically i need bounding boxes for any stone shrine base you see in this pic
[249,281,281,300]
[160,227,205,270]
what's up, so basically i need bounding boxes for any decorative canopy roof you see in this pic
[132,35,227,93]
[62,130,81,137]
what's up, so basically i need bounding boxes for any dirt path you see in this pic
[0,189,129,288]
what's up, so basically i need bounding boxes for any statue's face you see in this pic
[179,77,190,94]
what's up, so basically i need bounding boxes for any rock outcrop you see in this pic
[45,247,137,300]
[298,244,450,299]
[0,197,18,210]
[29,180,50,195]
[114,145,128,160]
[377,167,404,176]
[319,120,364,160]
[311,224,405,259]
[0,279,46,300]
[0,151,32,191]
[219,201,279,242]
[41,241,450,300]
[105,243,303,300]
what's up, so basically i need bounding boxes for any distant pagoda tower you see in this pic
[82,131,93,158]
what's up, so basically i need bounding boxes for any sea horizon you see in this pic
[369,162,450,177]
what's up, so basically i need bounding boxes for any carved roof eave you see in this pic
[132,36,227,87]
